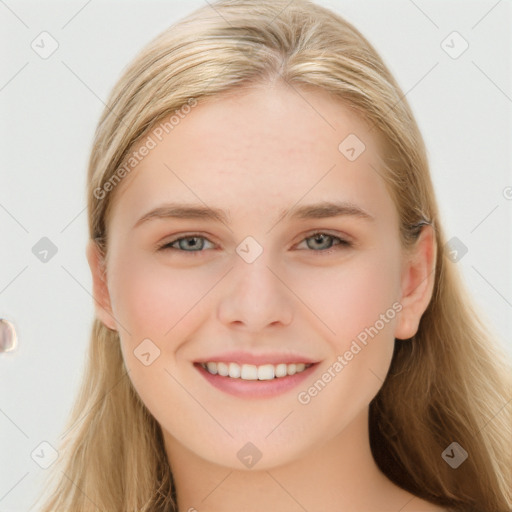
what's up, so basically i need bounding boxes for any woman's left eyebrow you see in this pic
[132,200,374,229]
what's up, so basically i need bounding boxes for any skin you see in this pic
[87,81,443,511]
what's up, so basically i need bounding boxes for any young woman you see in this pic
[37,1,511,510]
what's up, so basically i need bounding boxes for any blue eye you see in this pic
[158,232,351,255]
[297,232,351,252]
[159,235,214,254]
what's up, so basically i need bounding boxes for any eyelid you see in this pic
[294,231,352,253]
[157,232,216,253]
[157,230,353,255]
[299,228,354,244]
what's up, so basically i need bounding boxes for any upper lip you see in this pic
[194,351,319,366]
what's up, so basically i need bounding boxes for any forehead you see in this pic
[107,82,395,230]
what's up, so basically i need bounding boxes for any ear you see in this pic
[86,240,117,331]
[394,224,437,340]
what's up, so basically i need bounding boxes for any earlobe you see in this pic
[394,225,437,340]
[85,240,117,331]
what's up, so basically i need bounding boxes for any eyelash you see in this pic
[157,231,352,256]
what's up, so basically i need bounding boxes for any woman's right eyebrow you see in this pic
[132,200,375,230]
[133,203,229,228]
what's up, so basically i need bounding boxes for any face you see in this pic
[88,82,432,470]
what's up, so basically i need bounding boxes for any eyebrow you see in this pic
[132,200,374,229]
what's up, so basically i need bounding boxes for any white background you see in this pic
[1,1,511,510]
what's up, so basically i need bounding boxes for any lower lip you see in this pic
[194,362,318,398]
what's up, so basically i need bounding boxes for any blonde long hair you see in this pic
[36,1,511,510]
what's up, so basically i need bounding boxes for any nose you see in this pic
[216,254,294,332]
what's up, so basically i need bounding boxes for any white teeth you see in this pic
[217,362,229,377]
[206,362,218,375]
[257,364,275,380]
[275,363,287,378]
[201,361,312,380]
[228,362,241,378]
[241,364,258,380]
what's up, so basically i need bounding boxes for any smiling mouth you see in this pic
[198,361,313,380]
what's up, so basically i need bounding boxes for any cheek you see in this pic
[109,252,215,342]
[108,252,226,406]
[290,249,402,349]
[108,254,215,429]
[291,253,402,439]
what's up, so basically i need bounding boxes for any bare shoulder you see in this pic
[401,495,448,512]
[377,476,449,512]
[378,480,449,512]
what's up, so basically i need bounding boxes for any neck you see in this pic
[163,407,413,512]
